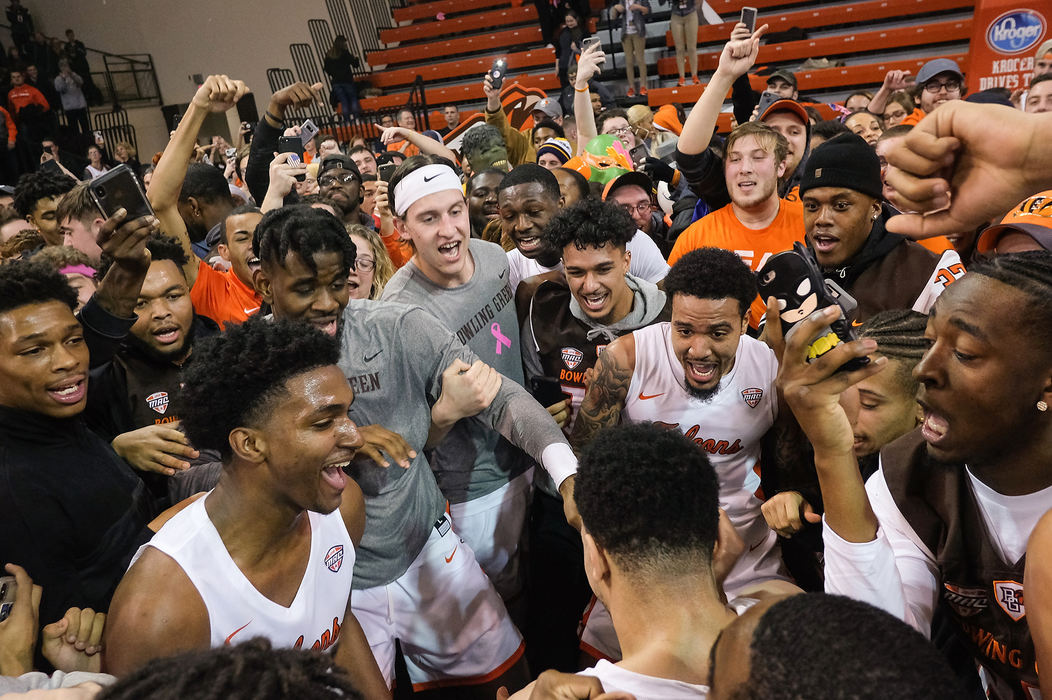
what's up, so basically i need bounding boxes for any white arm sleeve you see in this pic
[823,468,941,636]
[626,230,670,282]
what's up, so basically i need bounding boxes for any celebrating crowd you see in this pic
[0,16,1050,700]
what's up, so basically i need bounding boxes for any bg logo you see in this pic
[986,10,1046,54]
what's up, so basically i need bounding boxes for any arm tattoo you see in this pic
[570,348,633,452]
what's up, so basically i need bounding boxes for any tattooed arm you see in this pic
[569,334,636,452]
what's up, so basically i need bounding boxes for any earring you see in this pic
[1038,400,1048,412]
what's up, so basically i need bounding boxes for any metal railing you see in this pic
[92,53,162,108]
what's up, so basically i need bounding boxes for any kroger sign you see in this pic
[986,10,1046,54]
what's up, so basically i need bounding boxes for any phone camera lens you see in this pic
[95,186,106,198]
[0,583,7,599]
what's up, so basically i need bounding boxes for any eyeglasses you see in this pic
[353,256,375,272]
[605,125,634,138]
[619,202,652,216]
[320,172,358,186]
[923,79,961,94]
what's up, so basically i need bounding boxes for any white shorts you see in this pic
[448,468,533,600]
[351,515,525,691]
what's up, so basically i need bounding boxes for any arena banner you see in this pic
[967,1,1048,90]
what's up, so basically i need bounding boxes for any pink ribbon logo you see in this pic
[491,322,512,355]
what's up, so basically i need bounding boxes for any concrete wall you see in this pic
[26,0,340,154]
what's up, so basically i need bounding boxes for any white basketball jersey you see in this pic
[579,660,709,699]
[624,324,785,595]
[138,494,354,651]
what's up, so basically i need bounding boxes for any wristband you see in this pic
[265,110,282,124]
[575,85,589,93]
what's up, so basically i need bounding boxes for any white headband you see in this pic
[393,163,463,217]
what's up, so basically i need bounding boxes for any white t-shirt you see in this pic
[824,465,1052,636]
[579,660,707,699]
[507,229,669,292]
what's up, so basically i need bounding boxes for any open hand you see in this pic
[356,424,416,469]
[112,423,200,476]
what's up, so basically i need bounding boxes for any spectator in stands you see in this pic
[669,121,803,327]
[13,169,74,245]
[708,593,964,699]
[467,167,503,238]
[64,29,101,105]
[376,122,457,166]
[318,135,341,158]
[385,108,420,157]
[1025,73,1052,113]
[323,35,361,122]
[1034,38,1052,80]
[25,64,59,114]
[112,140,141,175]
[844,90,872,111]
[555,10,588,88]
[347,224,393,300]
[765,68,798,100]
[8,68,49,166]
[461,123,509,174]
[800,133,964,322]
[318,153,370,229]
[53,59,89,138]
[6,0,32,53]
[844,110,884,146]
[83,145,109,179]
[809,118,850,149]
[604,170,671,256]
[666,0,699,86]
[535,137,571,169]
[881,90,916,127]
[0,103,16,183]
[438,104,460,138]
[609,0,651,97]
[559,61,614,119]
[914,58,966,116]
[349,145,377,176]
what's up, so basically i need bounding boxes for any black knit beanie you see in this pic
[799,132,882,200]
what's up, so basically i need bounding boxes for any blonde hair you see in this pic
[724,121,789,167]
[116,141,137,159]
[347,224,395,299]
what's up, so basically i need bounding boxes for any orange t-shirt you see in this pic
[899,108,926,127]
[190,260,262,329]
[915,235,955,255]
[669,199,806,326]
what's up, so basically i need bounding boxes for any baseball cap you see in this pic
[976,190,1052,255]
[602,170,654,201]
[532,97,563,120]
[1036,39,1052,61]
[318,154,361,181]
[760,98,809,126]
[0,185,14,196]
[916,58,964,86]
[766,69,797,89]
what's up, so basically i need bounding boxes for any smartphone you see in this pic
[756,242,868,372]
[93,130,102,141]
[378,162,397,183]
[629,143,647,169]
[489,58,507,91]
[740,6,757,33]
[582,36,600,52]
[278,136,306,182]
[755,90,781,119]
[0,576,16,623]
[530,377,568,408]
[300,119,320,146]
[89,163,155,220]
[225,147,237,158]
[39,158,63,175]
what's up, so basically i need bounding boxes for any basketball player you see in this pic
[571,247,797,659]
[102,318,390,699]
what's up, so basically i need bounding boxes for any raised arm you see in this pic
[569,333,635,451]
[376,124,458,163]
[147,74,249,287]
[679,23,766,155]
[866,70,912,117]
[573,42,606,151]
[245,82,322,205]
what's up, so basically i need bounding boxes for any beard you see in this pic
[684,379,720,403]
[125,318,196,365]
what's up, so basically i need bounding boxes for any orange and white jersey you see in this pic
[624,323,786,594]
[137,493,353,651]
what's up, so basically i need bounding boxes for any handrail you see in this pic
[0,22,152,66]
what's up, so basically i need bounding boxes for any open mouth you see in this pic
[152,325,181,345]
[47,376,86,405]
[920,409,949,445]
[310,317,339,337]
[321,460,349,491]
[811,234,839,254]
[438,240,461,261]
[580,291,608,313]
[514,234,542,255]
[684,359,719,385]
[737,180,757,194]
[246,255,261,273]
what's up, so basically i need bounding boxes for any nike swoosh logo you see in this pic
[365,350,382,362]
[243,306,260,315]
[851,320,863,327]
[423,174,440,182]
[749,540,766,552]
[638,392,664,400]
[499,269,507,279]
[224,621,251,645]
[445,544,458,563]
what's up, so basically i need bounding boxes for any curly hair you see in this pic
[664,247,757,318]
[859,309,928,396]
[178,317,340,460]
[0,259,77,314]
[178,162,231,204]
[253,204,356,277]
[543,197,634,255]
[718,593,964,699]
[969,250,1052,357]
[30,245,95,275]
[96,232,188,280]
[97,637,363,700]
[531,118,564,140]
[347,224,395,300]
[497,163,560,202]
[0,229,45,261]
[13,170,76,218]
[460,123,506,164]
[576,423,720,577]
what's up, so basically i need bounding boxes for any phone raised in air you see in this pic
[378,162,397,183]
[88,163,154,221]
[278,136,306,182]
[581,36,601,52]
[755,90,781,118]
[740,6,758,32]
[489,58,507,90]
[299,119,320,146]
[629,143,648,169]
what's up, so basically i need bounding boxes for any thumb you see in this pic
[42,614,68,641]
[496,687,510,700]
[803,503,822,524]
[310,82,324,92]
[447,358,470,374]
